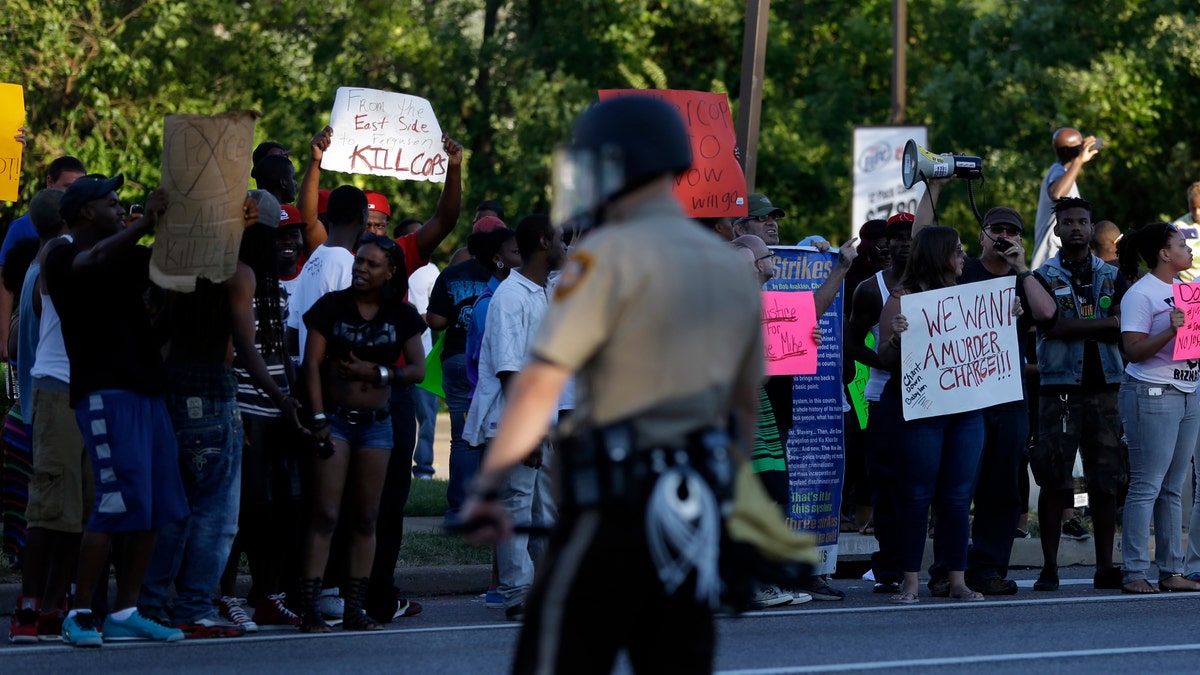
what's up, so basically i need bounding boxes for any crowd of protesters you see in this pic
[2,116,1200,650]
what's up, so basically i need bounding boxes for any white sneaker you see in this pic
[753,584,792,609]
[218,596,259,633]
[788,590,813,605]
[319,588,344,619]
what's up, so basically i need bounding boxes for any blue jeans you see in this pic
[140,395,243,623]
[894,409,984,573]
[1118,376,1200,582]
[412,385,438,478]
[496,440,557,609]
[442,353,480,523]
[930,401,1028,584]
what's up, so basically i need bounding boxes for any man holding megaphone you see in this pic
[1032,128,1103,269]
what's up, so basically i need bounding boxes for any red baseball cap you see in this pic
[280,204,304,228]
[365,190,391,217]
[472,215,506,234]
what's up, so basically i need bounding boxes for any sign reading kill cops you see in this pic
[898,277,1022,420]
[324,87,446,183]
[597,89,747,218]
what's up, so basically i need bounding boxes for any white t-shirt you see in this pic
[408,261,439,354]
[463,270,554,445]
[287,244,355,359]
[1121,274,1199,392]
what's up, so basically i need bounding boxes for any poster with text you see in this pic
[598,89,747,218]
[762,290,818,376]
[1173,282,1200,360]
[898,277,1022,421]
[151,110,257,292]
[851,125,927,240]
[325,87,446,183]
[764,246,844,575]
[0,83,24,202]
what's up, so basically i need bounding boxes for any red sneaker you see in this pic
[8,597,38,644]
[252,594,302,629]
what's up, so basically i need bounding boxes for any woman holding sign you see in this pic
[299,234,428,631]
[877,226,992,604]
[1115,223,1200,594]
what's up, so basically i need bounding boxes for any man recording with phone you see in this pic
[1032,128,1102,269]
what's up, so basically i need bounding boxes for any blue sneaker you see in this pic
[61,612,103,648]
[484,588,503,609]
[102,610,184,642]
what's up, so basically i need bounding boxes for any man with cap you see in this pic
[1030,197,1127,592]
[915,184,1059,596]
[42,175,189,646]
[847,212,914,593]
[1032,128,1101,269]
[733,193,784,246]
[427,215,511,526]
[459,96,764,673]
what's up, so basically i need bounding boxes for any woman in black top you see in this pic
[299,234,426,632]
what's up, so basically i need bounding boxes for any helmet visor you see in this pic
[550,145,625,231]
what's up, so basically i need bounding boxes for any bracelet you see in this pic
[1016,271,1033,283]
[311,412,327,422]
[889,334,901,349]
[378,364,390,386]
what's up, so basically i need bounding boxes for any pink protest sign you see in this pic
[762,290,817,376]
[1173,282,1200,359]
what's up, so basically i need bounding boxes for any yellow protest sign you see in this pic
[0,83,25,202]
[151,110,259,292]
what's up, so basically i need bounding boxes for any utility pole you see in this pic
[890,0,907,124]
[736,0,770,193]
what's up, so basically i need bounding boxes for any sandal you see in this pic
[858,521,875,536]
[1159,574,1200,592]
[888,591,918,605]
[840,515,859,533]
[1121,579,1159,594]
[948,589,985,602]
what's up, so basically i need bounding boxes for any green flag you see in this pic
[416,332,445,399]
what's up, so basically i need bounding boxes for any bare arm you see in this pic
[298,126,333,256]
[1122,308,1184,363]
[913,175,952,238]
[399,334,426,384]
[228,263,304,429]
[847,279,885,371]
[877,295,906,370]
[425,311,449,331]
[813,238,858,318]
[1049,137,1099,200]
[72,189,165,273]
[413,135,464,261]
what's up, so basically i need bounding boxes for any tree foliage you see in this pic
[2,0,1199,260]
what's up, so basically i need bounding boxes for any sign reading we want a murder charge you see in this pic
[324,87,447,183]
[597,89,747,218]
[898,277,1023,421]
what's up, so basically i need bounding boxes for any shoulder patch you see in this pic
[554,251,595,301]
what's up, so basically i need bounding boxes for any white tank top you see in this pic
[864,270,891,402]
[30,235,72,384]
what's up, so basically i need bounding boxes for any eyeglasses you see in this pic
[359,232,397,252]
[987,225,1021,237]
[737,214,781,225]
[756,253,774,262]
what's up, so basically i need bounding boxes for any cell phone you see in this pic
[128,204,145,217]
[993,238,1013,252]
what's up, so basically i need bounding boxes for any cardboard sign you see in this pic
[324,87,446,183]
[0,83,24,202]
[762,290,818,375]
[1174,282,1200,359]
[151,110,258,292]
[597,89,747,218]
[898,277,1022,420]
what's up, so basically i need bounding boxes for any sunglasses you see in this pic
[359,232,398,252]
[737,214,781,225]
[987,225,1022,237]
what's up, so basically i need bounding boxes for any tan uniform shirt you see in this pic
[533,196,764,448]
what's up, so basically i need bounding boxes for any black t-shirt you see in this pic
[43,243,166,404]
[303,288,427,367]
[427,258,490,359]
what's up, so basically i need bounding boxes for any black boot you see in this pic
[298,577,330,633]
[341,577,382,631]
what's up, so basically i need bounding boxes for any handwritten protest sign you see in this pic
[151,110,258,292]
[898,277,1022,420]
[1173,282,1200,360]
[0,83,24,202]
[597,89,747,218]
[762,290,818,376]
[324,87,446,183]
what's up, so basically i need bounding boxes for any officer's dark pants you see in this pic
[513,507,715,675]
[930,400,1028,584]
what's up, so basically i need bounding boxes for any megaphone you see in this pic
[901,139,983,189]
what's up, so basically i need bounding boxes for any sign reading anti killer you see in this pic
[597,89,747,218]
[898,277,1022,421]
[324,87,446,183]
[1173,282,1200,360]
[764,246,844,575]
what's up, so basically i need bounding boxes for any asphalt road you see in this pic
[5,567,1200,673]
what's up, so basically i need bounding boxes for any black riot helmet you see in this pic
[551,96,693,232]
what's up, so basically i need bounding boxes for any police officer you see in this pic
[459,96,764,673]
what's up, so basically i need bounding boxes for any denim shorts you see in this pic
[329,411,393,451]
